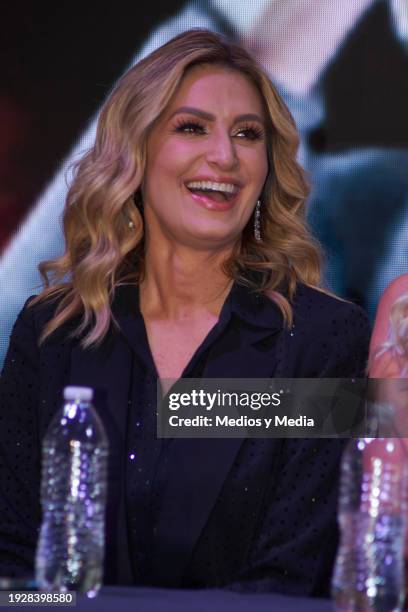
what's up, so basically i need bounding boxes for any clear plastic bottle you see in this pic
[35,386,109,598]
[332,437,408,612]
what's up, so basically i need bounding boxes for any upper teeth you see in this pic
[186,180,238,194]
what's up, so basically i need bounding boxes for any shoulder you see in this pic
[378,274,408,303]
[371,274,408,350]
[17,295,59,337]
[11,294,75,351]
[369,274,408,376]
[291,284,369,333]
[1,296,60,380]
[268,284,371,377]
[369,350,403,378]
[374,274,408,322]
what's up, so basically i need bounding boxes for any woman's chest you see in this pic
[144,317,218,380]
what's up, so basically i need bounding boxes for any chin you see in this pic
[184,227,240,248]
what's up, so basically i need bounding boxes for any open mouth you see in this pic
[185,180,239,203]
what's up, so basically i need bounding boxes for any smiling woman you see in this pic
[0,30,370,597]
[25,28,321,347]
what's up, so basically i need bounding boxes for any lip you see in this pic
[186,189,238,211]
[183,184,240,212]
[183,176,243,212]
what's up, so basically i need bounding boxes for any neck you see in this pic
[140,242,234,320]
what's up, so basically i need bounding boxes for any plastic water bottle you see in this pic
[35,386,109,597]
[332,437,408,611]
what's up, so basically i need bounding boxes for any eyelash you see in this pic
[173,120,264,141]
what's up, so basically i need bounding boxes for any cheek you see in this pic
[143,141,197,222]
[243,148,269,189]
[149,140,197,185]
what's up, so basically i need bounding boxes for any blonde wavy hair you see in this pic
[375,292,408,376]
[31,28,323,348]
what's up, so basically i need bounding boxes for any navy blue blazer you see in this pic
[0,283,370,596]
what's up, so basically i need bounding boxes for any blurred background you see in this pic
[1,0,407,367]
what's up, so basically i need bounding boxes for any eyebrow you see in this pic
[170,106,265,125]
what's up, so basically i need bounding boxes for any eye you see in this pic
[234,124,264,141]
[174,120,207,135]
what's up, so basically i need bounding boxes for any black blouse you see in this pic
[125,282,266,582]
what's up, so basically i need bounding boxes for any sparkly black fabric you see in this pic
[0,282,370,596]
[124,289,244,585]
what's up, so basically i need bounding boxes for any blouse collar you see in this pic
[112,280,284,332]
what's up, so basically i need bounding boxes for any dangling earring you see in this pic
[254,200,261,242]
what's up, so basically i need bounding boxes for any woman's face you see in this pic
[142,64,269,250]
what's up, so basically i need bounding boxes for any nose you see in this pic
[205,128,238,170]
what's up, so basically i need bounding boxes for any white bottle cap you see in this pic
[63,386,93,402]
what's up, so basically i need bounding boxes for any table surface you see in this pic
[1,586,333,611]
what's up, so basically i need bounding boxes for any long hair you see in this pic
[31,28,323,348]
[374,292,408,375]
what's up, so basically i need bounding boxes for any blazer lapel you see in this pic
[152,301,283,587]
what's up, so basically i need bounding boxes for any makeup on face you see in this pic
[142,65,269,247]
